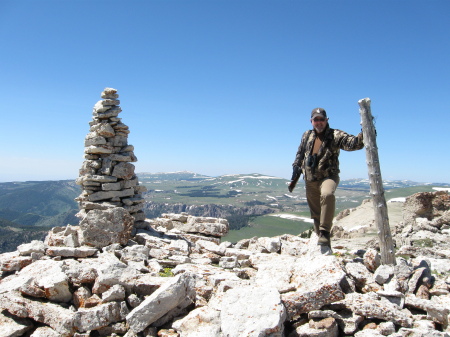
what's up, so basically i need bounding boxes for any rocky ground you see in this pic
[0,191,449,337]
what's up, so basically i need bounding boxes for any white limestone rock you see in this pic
[111,162,135,180]
[282,255,346,319]
[169,215,229,237]
[293,317,339,337]
[30,326,60,337]
[126,272,196,333]
[0,251,32,272]
[0,291,76,336]
[78,207,134,248]
[102,284,126,302]
[73,301,122,332]
[172,306,221,337]
[308,310,363,335]
[246,236,280,253]
[253,253,298,293]
[374,264,395,285]
[85,144,114,154]
[46,246,97,258]
[220,286,286,337]
[101,87,119,99]
[0,310,33,337]
[84,133,107,146]
[91,253,141,294]
[363,248,381,272]
[87,188,135,202]
[345,261,379,292]
[340,292,413,327]
[219,256,238,269]
[17,240,46,256]
[196,239,226,255]
[405,293,449,326]
[354,330,384,336]
[0,259,71,303]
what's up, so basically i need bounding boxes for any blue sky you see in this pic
[0,0,449,183]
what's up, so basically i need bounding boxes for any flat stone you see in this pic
[17,240,46,256]
[102,181,123,191]
[88,188,134,202]
[46,247,98,258]
[110,154,132,162]
[0,252,33,272]
[73,301,122,332]
[84,145,114,154]
[0,291,76,336]
[220,286,286,337]
[126,273,196,333]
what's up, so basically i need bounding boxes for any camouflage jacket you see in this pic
[292,125,364,181]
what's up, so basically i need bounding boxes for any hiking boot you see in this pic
[318,230,331,247]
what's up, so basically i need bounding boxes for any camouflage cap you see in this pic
[311,107,327,119]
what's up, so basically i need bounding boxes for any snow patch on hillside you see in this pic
[388,197,406,203]
[433,187,450,192]
[269,213,314,223]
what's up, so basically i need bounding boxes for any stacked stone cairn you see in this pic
[75,88,147,226]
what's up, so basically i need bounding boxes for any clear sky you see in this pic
[1,0,449,183]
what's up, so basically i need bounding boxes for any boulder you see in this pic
[0,259,71,302]
[220,286,286,337]
[340,292,413,327]
[282,255,346,319]
[73,301,123,332]
[171,216,229,237]
[79,207,134,248]
[0,310,33,337]
[0,251,32,272]
[0,291,76,336]
[126,272,196,332]
[172,306,221,337]
[17,240,46,256]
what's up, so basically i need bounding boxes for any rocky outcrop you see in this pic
[1,194,449,336]
[402,191,450,224]
[75,88,147,226]
[393,191,450,262]
[143,201,275,223]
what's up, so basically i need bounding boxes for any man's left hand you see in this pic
[288,181,296,192]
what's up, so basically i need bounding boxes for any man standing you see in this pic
[289,108,364,247]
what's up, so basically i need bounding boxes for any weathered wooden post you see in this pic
[358,98,396,265]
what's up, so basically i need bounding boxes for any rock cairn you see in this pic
[75,88,147,226]
[0,191,449,337]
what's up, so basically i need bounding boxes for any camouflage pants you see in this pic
[305,176,340,234]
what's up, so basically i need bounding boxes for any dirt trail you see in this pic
[331,200,404,251]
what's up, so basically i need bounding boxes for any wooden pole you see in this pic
[358,98,396,266]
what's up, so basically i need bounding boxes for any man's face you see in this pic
[311,116,328,133]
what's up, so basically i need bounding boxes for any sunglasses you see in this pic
[312,118,326,122]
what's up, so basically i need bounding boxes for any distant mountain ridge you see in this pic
[138,171,211,181]
[139,171,449,188]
